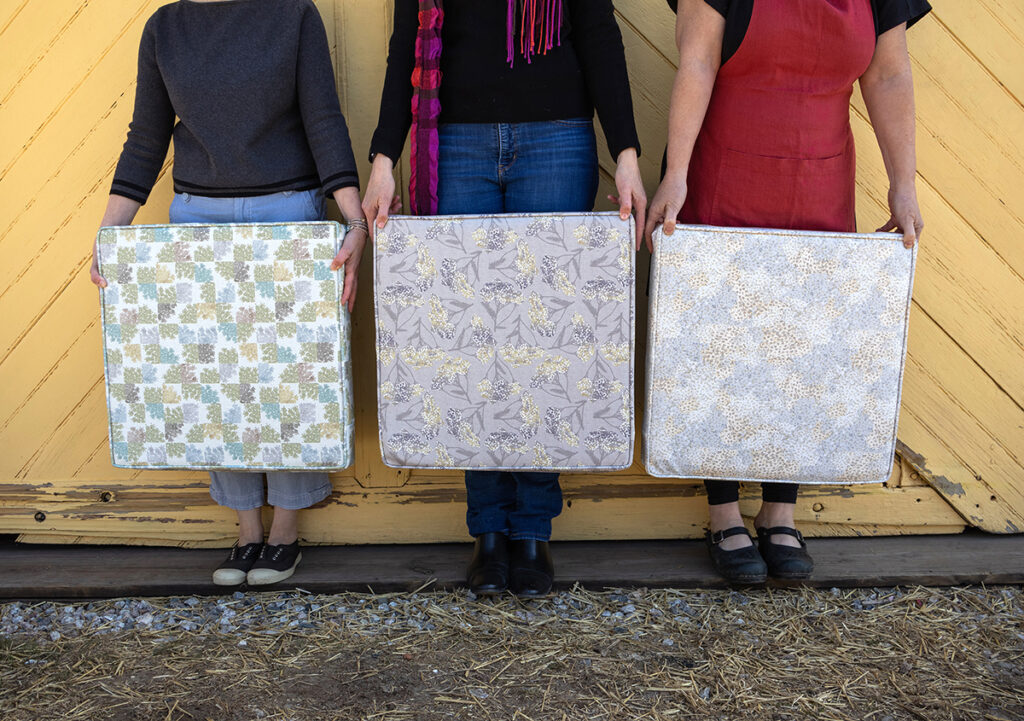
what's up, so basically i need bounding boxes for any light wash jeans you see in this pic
[169,189,332,511]
[436,119,600,541]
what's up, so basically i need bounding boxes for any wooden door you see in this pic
[2,1,1022,546]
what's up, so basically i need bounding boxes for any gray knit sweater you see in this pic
[111,0,358,203]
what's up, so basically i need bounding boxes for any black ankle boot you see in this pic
[467,532,510,595]
[509,539,554,598]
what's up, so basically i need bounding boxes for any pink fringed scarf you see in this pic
[410,0,564,215]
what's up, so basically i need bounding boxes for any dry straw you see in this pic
[2,585,1022,720]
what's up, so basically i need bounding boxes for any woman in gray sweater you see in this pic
[89,0,369,587]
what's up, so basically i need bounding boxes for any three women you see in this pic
[93,0,926,590]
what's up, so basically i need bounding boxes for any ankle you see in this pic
[754,502,795,529]
[707,505,745,532]
[266,534,298,547]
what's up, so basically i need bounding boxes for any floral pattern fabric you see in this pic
[97,222,354,470]
[374,213,635,470]
[643,225,916,484]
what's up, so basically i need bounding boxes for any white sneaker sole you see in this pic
[246,552,301,586]
[212,567,247,586]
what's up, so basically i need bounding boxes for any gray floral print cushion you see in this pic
[97,222,354,470]
[643,225,917,484]
[374,213,636,470]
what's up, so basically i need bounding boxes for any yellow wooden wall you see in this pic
[1,0,1021,546]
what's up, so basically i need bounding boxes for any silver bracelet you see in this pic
[345,218,369,234]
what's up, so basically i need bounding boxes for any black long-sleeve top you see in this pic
[369,0,641,164]
[111,0,358,204]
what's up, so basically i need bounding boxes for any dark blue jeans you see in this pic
[438,119,599,541]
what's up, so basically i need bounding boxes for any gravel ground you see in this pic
[2,585,1022,720]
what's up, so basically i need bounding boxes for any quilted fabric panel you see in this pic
[97,222,354,470]
[374,213,636,470]
[643,225,916,484]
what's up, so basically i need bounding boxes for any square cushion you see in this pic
[374,213,635,470]
[643,225,917,484]
[97,222,354,470]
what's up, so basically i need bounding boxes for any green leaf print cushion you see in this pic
[97,222,353,470]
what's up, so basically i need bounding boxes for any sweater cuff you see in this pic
[322,170,360,196]
[110,179,151,205]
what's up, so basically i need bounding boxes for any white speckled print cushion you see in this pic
[374,213,636,470]
[643,225,917,484]
[97,222,354,470]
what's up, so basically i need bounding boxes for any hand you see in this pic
[362,155,402,238]
[877,182,923,249]
[645,170,688,250]
[606,148,647,251]
[90,240,107,288]
[331,226,367,312]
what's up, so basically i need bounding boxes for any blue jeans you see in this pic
[169,189,326,225]
[438,120,599,541]
[169,189,332,511]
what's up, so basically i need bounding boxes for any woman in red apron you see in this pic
[647,0,929,583]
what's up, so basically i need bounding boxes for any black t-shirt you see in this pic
[666,0,932,64]
[370,0,641,164]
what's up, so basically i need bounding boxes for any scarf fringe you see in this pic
[510,0,564,66]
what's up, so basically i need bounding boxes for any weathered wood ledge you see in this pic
[1,533,1021,599]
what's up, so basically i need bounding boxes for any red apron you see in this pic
[681,0,876,233]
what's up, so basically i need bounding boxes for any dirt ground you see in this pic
[2,585,1022,721]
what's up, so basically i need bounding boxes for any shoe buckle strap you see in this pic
[761,526,805,544]
[710,526,750,545]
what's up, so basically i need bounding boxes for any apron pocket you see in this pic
[710,147,853,232]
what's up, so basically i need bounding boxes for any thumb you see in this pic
[619,193,632,221]
[331,245,352,272]
[900,213,918,249]
[376,197,390,229]
[663,204,681,235]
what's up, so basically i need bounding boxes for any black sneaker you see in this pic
[246,541,302,586]
[212,542,263,586]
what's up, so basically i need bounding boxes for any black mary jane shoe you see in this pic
[467,532,510,595]
[509,539,554,598]
[756,526,814,580]
[705,527,767,585]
